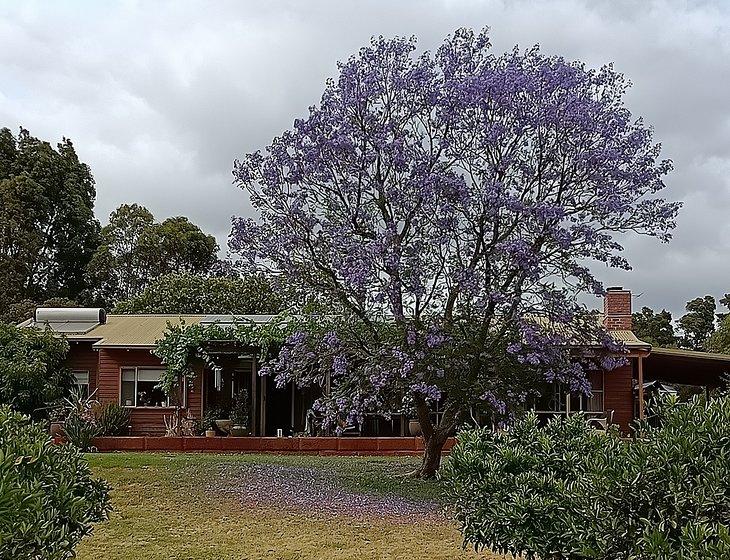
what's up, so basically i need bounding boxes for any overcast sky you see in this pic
[1,0,728,317]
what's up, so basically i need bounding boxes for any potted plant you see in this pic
[200,409,219,438]
[205,416,217,438]
[230,388,250,437]
[214,407,233,434]
[48,403,65,438]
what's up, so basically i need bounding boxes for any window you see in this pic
[73,370,90,397]
[532,373,605,415]
[120,367,183,408]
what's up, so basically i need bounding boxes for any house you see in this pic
[18,288,730,436]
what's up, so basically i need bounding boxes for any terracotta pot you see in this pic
[205,429,216,438]
[215,419,233,434]
[408,419,422,437]
[50,421,64,438]
[230,425,250,437]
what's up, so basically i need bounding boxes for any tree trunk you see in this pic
[412,398,456,479]
[416,428,449,478]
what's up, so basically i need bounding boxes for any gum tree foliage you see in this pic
[0,127,100,318]
[632,306,676,347]
[442,396,730,559]
[86,204,219,307]
[0,323,73,419]
[678,295,717,351]
[114,272,281,315]
[0,406,111,559]
[230,29,679,477]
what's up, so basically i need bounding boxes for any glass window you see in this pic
[73,370,90,397]
[120,367,173,408]
[121,369,136,406]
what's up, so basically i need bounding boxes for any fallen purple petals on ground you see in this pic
[205,463,441,521]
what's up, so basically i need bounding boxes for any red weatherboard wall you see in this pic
[95,348,202,436]
[67,341,99,389]
[604,361,634,432]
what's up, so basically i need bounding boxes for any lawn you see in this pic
[78,453,494,560]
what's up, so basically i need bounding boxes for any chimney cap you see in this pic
[607,286,626,292]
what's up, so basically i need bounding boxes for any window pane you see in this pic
[73,371,89,385]
[122,369,136,382]
[137,380,168,407]
[137,369,162,382]
[121,378,136,407]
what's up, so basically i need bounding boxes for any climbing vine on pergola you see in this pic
[152,318,290,394]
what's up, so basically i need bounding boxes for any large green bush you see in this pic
[0,323,73,419]
[0,406,111,558]
[442,395,730,559]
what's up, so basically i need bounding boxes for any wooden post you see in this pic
[638,356,645,420]
[259,375,267,436]
[250,360,257,436]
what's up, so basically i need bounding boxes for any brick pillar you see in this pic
[603,287,632,331]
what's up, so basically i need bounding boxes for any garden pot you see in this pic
[230,425,250,437]
[215,419,233,434]
[205,429,216,438]
[50,421,64,437]
[408,419,422,437]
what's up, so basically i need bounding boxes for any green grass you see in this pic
[78,452,494,560]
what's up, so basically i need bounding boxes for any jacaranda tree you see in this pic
[230,28,680,477]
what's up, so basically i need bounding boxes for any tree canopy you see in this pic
[231,29,679,476]
[0,127,100,318]
[632,306,676,347]
[678,295,717,350]
[114,272,281,315]
[87,204,219,307]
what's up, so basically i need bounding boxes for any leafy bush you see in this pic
[442,395,730,559]
[0,323,73,419]
[0,406,111,558]
[96,402,131,436]
[231,388,250,428]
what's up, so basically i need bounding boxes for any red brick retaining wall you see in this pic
[92,436,456,455]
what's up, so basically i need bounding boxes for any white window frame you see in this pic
[119,367,185,409]
[72,370,90,395]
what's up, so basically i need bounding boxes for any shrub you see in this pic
[0,323,73,419]
[96,403,131,436]
[442,395,730,559]
[231,388,250,428]
[0,406,111,558]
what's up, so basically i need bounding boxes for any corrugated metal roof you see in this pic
[88,315,205,348]
[200,314,276,325]
[609,329,650,348]
[18,309,655,352]
[650,346,730,362]
[527,314,650,349]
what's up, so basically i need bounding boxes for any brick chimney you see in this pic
[603,287,632,331]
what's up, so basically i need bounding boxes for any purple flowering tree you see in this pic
[230,28,679,477]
